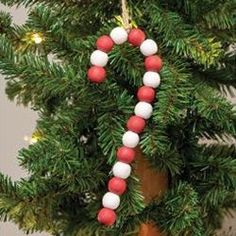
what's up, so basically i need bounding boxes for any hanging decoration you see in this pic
[87,0,163,226]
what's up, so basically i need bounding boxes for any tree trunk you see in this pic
[135,148,168,236]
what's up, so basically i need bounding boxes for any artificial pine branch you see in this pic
[0,0,235,235]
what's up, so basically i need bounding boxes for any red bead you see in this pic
[96,35,114,53]
[87,66,106,83]
[137,86,156,103]
[117,146,135,163]
[128,28,146,47]
[145,55,163,72]
[97,208,116,226]
[108,177,127,195]
[127,116,146,133]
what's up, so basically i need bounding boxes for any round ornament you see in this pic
[110,27,128,45]
[90,50,108,67]
[122,131,140,148]
[87,66,106,83]
[134,102,153,119]
[140,39,158,56]
[97,208,116,226]
[116,146,136,163]
[145,55,163,72]
[127,115,146,133]
[102,192,120,210]
[128,28,146,46]
[108,177,127,195]
[112,161,131,179]
[137,86,156,103]
[96,35,114,52]
[143,72,161,88]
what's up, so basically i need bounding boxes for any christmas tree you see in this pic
[0,0,236,235]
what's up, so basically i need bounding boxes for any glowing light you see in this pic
[24,135,39,144]
[30,137,39,144]
[24,135,30,142]
[32,33,43,44]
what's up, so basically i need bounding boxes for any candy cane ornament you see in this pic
[87,27,163,226]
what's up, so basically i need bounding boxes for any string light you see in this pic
[30,137,39,144]
[32,33,43,44]
[24,135,40,144]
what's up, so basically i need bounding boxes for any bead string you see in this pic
[87,27,163,226]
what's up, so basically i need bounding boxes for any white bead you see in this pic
[90,50,108,67]
[102,192,120,210]
[143,72,161,88]
[110,27,128,45]
[134,102,153,119]
[113,162,131,179]
[140,39,158,56]
[122,131,140,148]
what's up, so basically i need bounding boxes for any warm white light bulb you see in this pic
[32,33,43,44]
[23,135,29,142]
[30,137,38,144]
[24,135,39,144]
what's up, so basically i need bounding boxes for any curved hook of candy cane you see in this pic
[87,27,163,226]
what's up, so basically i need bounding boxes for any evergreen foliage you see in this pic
[0,0,235,235]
